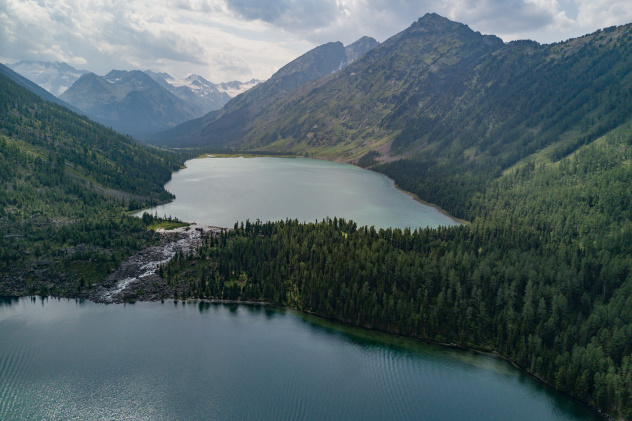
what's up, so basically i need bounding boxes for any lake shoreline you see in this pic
[291,307,611,421]
[152,154,464,229]
[388,177,469,226]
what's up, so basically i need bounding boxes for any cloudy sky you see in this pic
[1,0,631,83]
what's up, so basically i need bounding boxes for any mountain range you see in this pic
[150,36,379,145]
[4,60,261,137]
[54,70,262,137]
[153,13,632,175]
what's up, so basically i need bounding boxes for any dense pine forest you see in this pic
[0,73,185,295]
[163,122,632,418]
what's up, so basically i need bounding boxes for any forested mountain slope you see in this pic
[0,73,184,295]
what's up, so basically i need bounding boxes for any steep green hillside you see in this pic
[0,72,184,295]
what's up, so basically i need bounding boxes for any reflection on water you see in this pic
[0,296,18,307]
[0,297,603,421]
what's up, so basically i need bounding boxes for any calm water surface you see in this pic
[0,297,603,420]
[140,157,458,229]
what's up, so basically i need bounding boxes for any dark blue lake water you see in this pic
[0,297,602,420]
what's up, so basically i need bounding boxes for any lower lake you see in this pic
[0,297,603,420]
[139,157,459,229]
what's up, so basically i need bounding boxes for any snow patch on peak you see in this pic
[6,60,89,96]
[216,79,261,97]
[165,74,214,91]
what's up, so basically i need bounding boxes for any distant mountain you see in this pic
[60,70,201,137]
[154,12,632,173]
[216,79,261,97]
[150,36,378,146]
[144,71,234,116]
[6,60,88,96]
[0,63,80,112]
[343,36,380,65]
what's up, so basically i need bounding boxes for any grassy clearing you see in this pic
[147,221,190,231]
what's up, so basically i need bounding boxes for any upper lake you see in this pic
[140,157,459,229]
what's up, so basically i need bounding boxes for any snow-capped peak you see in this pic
[216,79,261,97]
[6,60,89,96]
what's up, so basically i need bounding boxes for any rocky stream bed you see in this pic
[86,225,225,303]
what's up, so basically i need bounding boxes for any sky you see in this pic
[1,0,632,83]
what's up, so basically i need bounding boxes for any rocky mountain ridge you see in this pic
[150,36,379,146]
[6,60,88,96]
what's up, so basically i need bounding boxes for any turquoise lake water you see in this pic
[140,157,459,229]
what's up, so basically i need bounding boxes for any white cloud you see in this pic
[0,0,313,81]
[575,0,632,28]
[1,0,631,83]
